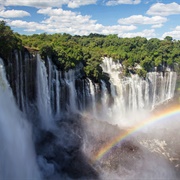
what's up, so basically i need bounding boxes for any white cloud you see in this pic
[119,29,156,38]
[9,20,45,31]
[162,26,180,40]
[0,17,5,22]
[37,7,136,34]
[106,0,141,6]
[37,8,97,34]
[67,0,97,8]
[101,25,137,35]
[9,8,136,35]
[151,23,163,28]
[0,5,4,11]
[0,9,30,18]
[147,2,180,16]
[0,0,97,8]
[118,15,167,25]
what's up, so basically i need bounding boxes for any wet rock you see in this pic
[35,116,99,179]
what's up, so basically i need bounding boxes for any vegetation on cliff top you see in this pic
[0,21,22,60]
[1,21,180,80]
[19,32,180,79]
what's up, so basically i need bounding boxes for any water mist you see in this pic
[1,52,179,180]
[0,58,41,180]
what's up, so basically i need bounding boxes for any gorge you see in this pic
[0,50,179,180]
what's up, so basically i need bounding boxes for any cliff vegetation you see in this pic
[1,21,180,80]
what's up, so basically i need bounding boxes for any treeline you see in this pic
[20,32,180,79]
[1,21,180,80]
[0,21,22,60]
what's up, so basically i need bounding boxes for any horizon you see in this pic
[0,0,180,40]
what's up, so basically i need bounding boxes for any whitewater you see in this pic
[0,53,179,179]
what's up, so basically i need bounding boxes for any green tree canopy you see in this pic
[1,21,179,79]
[0,21,22,59]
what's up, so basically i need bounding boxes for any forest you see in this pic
[1,20,180,80]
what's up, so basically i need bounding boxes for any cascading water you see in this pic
[100,80,109,116]
[36,55,53,129]
[100,57,177,124]
[0,58,41,180]
[64,69,78,113]
[0,51,178,179]
[34,55,177,123]
[3,52,177,122]
[55,69,61,117]
[89,79,97,117]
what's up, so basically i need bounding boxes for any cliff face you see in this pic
[2,50,177,124]
[0,50,179,180]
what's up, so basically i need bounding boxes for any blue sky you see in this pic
[0,0,180,39]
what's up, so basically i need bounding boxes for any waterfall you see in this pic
[64,69,78,113]
[0,58,41,180]
[55,69,61,117]
[46,57,56,112]
[14,51,26,112]
[36,55,53,129]
[147,72,177,108]
[0,51,178,179]
[101,80,109,116]
[89,79,97,117]
[100,57,177,123]
[3,53,177,122]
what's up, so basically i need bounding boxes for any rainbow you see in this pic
[92,105,180,162]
